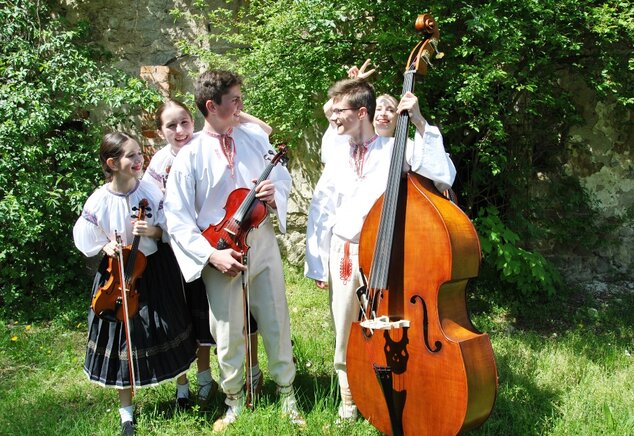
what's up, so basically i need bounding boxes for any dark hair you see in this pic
[100,132,136,181]
[328,78,377,120]
[154,99,194,130]
[195,70,243,117]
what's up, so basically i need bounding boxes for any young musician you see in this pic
[143,100,270,408]
[163,70,303,431]
[73,132,197,435]
[305,78,456,420]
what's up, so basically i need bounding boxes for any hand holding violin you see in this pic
[254,179,276,209]
[132,220,162,240]
[209,249,247,277]
[102,239,121,257]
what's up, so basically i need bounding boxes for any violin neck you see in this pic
[368,71,416,291]
[124,235,141,281]
[233,161,276,223]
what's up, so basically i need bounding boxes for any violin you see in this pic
[91,199,150,322]
[345,14,497,435]
[202,145,288,254]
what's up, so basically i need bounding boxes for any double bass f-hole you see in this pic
[410,295,442,353]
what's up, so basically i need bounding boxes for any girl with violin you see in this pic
[304,78,456,421]
[142,100,269,408]
[73,132,197,435]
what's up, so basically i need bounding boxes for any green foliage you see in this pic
[476,206,562,300]
[0,0,161,320]
[172,0,632,302]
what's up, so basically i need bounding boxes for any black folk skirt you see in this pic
[84,242,197,388]
[183,277,215,346]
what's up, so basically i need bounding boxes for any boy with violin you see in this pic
[304,78,456,421]
[163,70,303,431]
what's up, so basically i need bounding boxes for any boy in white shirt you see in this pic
[305,78,456,420]
[164,70,302,430]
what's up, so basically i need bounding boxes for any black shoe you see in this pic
[175,396,192,410]
[197,379,219,410]
[121,420,135,436]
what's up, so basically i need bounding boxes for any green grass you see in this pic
[1,264,633,435]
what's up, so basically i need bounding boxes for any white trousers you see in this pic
[328,233,363,400]
[202,221,296,396]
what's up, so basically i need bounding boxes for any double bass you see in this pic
[346,14,498,435]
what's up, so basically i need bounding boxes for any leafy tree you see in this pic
[0,0,161,320]
[173,0,632,301]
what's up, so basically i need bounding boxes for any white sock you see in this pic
[119,405,134,423]
[197,369,214,397]
[176,380,189,399]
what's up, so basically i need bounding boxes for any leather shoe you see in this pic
[121,420,135,436]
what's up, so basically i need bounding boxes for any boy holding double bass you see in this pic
[304,78,456,421]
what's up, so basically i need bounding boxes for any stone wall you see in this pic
[558,75,633,281]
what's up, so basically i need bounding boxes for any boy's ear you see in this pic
[358,106,368,120]
[205,99,216,115]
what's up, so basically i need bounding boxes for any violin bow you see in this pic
[115,230,137,396]
[241,251,256,408]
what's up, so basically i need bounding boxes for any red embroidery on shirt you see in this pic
[339,241,352,285]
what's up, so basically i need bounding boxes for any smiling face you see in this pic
[329,96,363,137]
[209,84,244,132]
[111,139,144,181]
[158,103,194,153]
[374,94,398,137]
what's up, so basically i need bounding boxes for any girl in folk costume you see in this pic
[73,132,197,435]
[142,100,271,408]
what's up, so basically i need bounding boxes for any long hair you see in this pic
[99,132,135,181]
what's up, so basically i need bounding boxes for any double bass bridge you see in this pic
[360,315,410,332]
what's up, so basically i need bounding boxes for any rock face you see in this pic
[558,74,633,281]
[58,0,632,282]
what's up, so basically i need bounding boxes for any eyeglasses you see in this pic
[331,107,359,116]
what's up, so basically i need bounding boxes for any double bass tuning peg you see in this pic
[430,40,444,59]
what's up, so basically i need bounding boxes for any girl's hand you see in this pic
[397,91,427,129]
[348,59,376,80]
[132,220,162,239]
[102,240,120,257]
[315,280,328,289]
[254,179,276,208]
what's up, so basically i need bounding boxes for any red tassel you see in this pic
[339,241,352,285]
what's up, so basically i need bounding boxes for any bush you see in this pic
[173,0,633,302]
[0,1,161,320]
